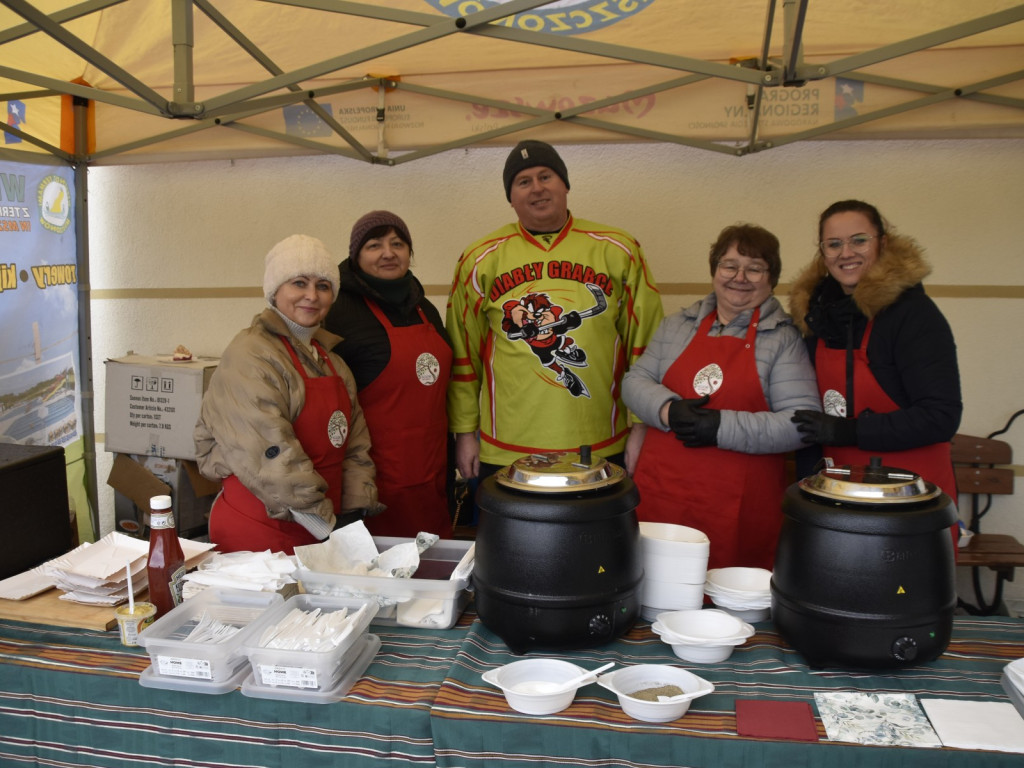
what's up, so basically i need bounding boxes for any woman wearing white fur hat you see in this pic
[194,234,380,554]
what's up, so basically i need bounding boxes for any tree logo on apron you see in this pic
[327,410,349,447]
[415,352,441,386]
[693,364,724,397]
[823,388,847,417]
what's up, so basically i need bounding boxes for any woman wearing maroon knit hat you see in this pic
[323,211,454,538]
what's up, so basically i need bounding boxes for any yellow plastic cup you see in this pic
[115,601,157,646]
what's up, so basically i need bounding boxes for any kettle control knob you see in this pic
[891,636,919,662]
[588,613,612,637]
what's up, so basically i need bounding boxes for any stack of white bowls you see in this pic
[703,567,772,623]
[638,523,710,621]
[651,608,756,663]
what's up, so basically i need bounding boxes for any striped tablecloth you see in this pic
[2,609,1023,768]
[430,615,1024,768]
[0,612,474,768]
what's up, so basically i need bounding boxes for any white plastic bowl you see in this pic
[705,567,772,594]
[665,641,735,663]
[639,522,710,583]
[641,578,705,612]
[598,664,714,723]
[711,603,771,623]
[653,609,747,642]
[481,659,587,715]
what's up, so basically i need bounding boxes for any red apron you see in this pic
[360,300,454,538]
[814,322,958,509]
[209,337,352,555]
[633,309,785,570]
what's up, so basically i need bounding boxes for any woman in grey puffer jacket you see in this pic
[623,224,819,570]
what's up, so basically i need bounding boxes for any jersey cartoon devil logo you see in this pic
[501,282,608,398]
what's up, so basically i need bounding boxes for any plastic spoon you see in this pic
[514,662,616,694]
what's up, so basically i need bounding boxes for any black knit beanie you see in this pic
[502,140,570,201]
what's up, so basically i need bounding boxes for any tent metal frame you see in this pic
[1,0,1023,534]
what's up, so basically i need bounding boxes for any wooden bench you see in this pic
[951,433,1024,614]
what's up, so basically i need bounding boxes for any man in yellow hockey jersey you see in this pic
[447,140,663,484]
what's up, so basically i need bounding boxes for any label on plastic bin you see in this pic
[157,655,213,679]
[258,664,319,689]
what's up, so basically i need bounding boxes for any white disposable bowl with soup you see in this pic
[598,664,714,722]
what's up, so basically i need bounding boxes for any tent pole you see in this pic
[72,96,99,539]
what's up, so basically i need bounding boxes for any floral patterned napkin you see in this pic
[814,691,942,748]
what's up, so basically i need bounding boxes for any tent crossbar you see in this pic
[566,115,745,156]
[3,0,168,111]
[811,5,1024,81]
[468,27,774,86]
[0,87,59,101]
[199,0,556,112]
[0,65,165,115]
[850,69,1024,112]
[743,0,781,149]
[386,115,555,166]
[757,88,959,151]
[550,74,711,119]
[391,80,554,117]
[225,121,368,161]
[199,80,368,119]
[194,0,372,158]
[781,0,810,84]
[0,0,127,46]
[87,121,215,162]
[0,121,72,160]
[172,0,195,105]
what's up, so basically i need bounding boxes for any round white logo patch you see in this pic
[416,352,441,386]
[327,410,349,447]
[692,364,724,397]
[823,389,847,417]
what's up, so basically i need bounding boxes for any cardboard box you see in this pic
[104,354,218,461]
[107,453,220,539]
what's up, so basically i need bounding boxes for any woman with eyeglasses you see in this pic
[623,224,819,570]
[788,199,962,504]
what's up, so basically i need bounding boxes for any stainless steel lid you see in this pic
[798,458,941,504]
[495,449,624,493]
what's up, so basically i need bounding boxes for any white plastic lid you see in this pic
[150,494,172,510]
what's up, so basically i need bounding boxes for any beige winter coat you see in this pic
[194,309,377,528]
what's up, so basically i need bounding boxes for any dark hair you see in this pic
[708,224,781,288]
[817,199,887,242]
[360,225,411,250]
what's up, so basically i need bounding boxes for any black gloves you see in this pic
[791,410,858,446]
[667,395,721,447]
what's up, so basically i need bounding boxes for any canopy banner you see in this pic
[0,159,88,537]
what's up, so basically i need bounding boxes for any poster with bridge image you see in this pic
[0,158,89,539]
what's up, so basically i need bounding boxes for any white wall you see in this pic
[88,137,1024,605]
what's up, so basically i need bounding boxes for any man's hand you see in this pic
[455,432,481,479]
[791,411,858,446]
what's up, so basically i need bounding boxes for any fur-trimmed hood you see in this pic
[788,232,931,336]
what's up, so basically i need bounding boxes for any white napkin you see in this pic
[921,699,1024,753]
[183,550,297,592]
[293,521,439,579]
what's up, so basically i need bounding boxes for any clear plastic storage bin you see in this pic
[297,537,474,629]
[241,593,377,694]
[137,587,284,694]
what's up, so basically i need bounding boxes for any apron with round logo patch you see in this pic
[633,309,785,570]
[209,336,352,554]
[361,300,454,538]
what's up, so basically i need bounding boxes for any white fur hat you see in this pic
[263,234,339,305]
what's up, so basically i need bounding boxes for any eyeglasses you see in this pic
[716,261,769,281]
[819,234,878,256]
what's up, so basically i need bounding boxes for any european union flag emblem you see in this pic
[835,78,864,121]
[283,104,332,137]
[5,100,24,144]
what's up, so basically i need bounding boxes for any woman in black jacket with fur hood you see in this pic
[787,199,962,503]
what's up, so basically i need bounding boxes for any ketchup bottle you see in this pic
[146,494,185,618]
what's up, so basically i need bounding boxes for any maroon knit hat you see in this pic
[349,210,413,261]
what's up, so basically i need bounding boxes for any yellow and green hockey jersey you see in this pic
[446,213,663,467]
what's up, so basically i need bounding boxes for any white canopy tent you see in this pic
[2,0,1023,536]
[1,0,1023,166]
